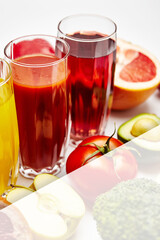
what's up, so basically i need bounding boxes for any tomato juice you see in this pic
[12,54,69,174]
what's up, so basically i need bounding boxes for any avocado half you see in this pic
[117,113,160,143]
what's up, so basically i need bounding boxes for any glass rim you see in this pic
[57,13,117,43]
[0,58,12,87]
[4,34,70,68]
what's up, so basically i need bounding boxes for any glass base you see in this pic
[19,158,65,179]
[69,138,82,147]
[69,129,105,147]
[69,132,88,147]
[1,187,12,198]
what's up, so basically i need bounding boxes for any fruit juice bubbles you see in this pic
[4,35,70,178]
[57,14,117,144]
[0,59,19,195]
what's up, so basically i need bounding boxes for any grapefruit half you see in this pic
[112,39,160,110]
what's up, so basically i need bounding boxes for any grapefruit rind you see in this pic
[112,39,160,110]
[115,39,160,90]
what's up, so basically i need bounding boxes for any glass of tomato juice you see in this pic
[57,14,117,145]
[0,59,19,195]
[4,35,70,178]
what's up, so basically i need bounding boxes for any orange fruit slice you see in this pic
[112,39,160,110]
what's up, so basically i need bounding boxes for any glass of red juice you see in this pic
[57,14,117,145]
[4,35,70,178]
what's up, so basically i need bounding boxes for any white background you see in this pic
[1,0,160,57]
[1,1,160,239]
[1,0,160,178]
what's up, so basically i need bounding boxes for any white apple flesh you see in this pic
[33,173,59,190]
[6,174,85,240]
[6,187,33,203]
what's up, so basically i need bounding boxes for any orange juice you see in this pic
[0,77,19,195]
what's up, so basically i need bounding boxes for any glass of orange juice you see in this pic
[0,59,19,195]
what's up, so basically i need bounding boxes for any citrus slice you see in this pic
[112,39,160,110]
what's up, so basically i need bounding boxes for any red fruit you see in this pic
[66,135,137,203]
[112,39,160,110]
[13,38,55,59]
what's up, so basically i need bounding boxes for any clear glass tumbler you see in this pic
[4,35,70,178]
[57,14,117,145]
[0,59,19,195]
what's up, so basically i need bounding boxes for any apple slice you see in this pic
[6,187,33,203]
[33,173,59,190]
[7,173,59,202]
[6,178,85,240]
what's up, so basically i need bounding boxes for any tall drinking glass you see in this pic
[57,14,117,144]
[0,59,19,195]
[4,35,70,178]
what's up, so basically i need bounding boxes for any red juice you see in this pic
[66,32,116,140]
[12,55,69,172]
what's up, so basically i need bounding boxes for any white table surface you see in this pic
[0,0,160,186]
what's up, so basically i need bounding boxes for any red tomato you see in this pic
[66,135,122,173]
[112,148,138,181]
[66,136,138,203]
